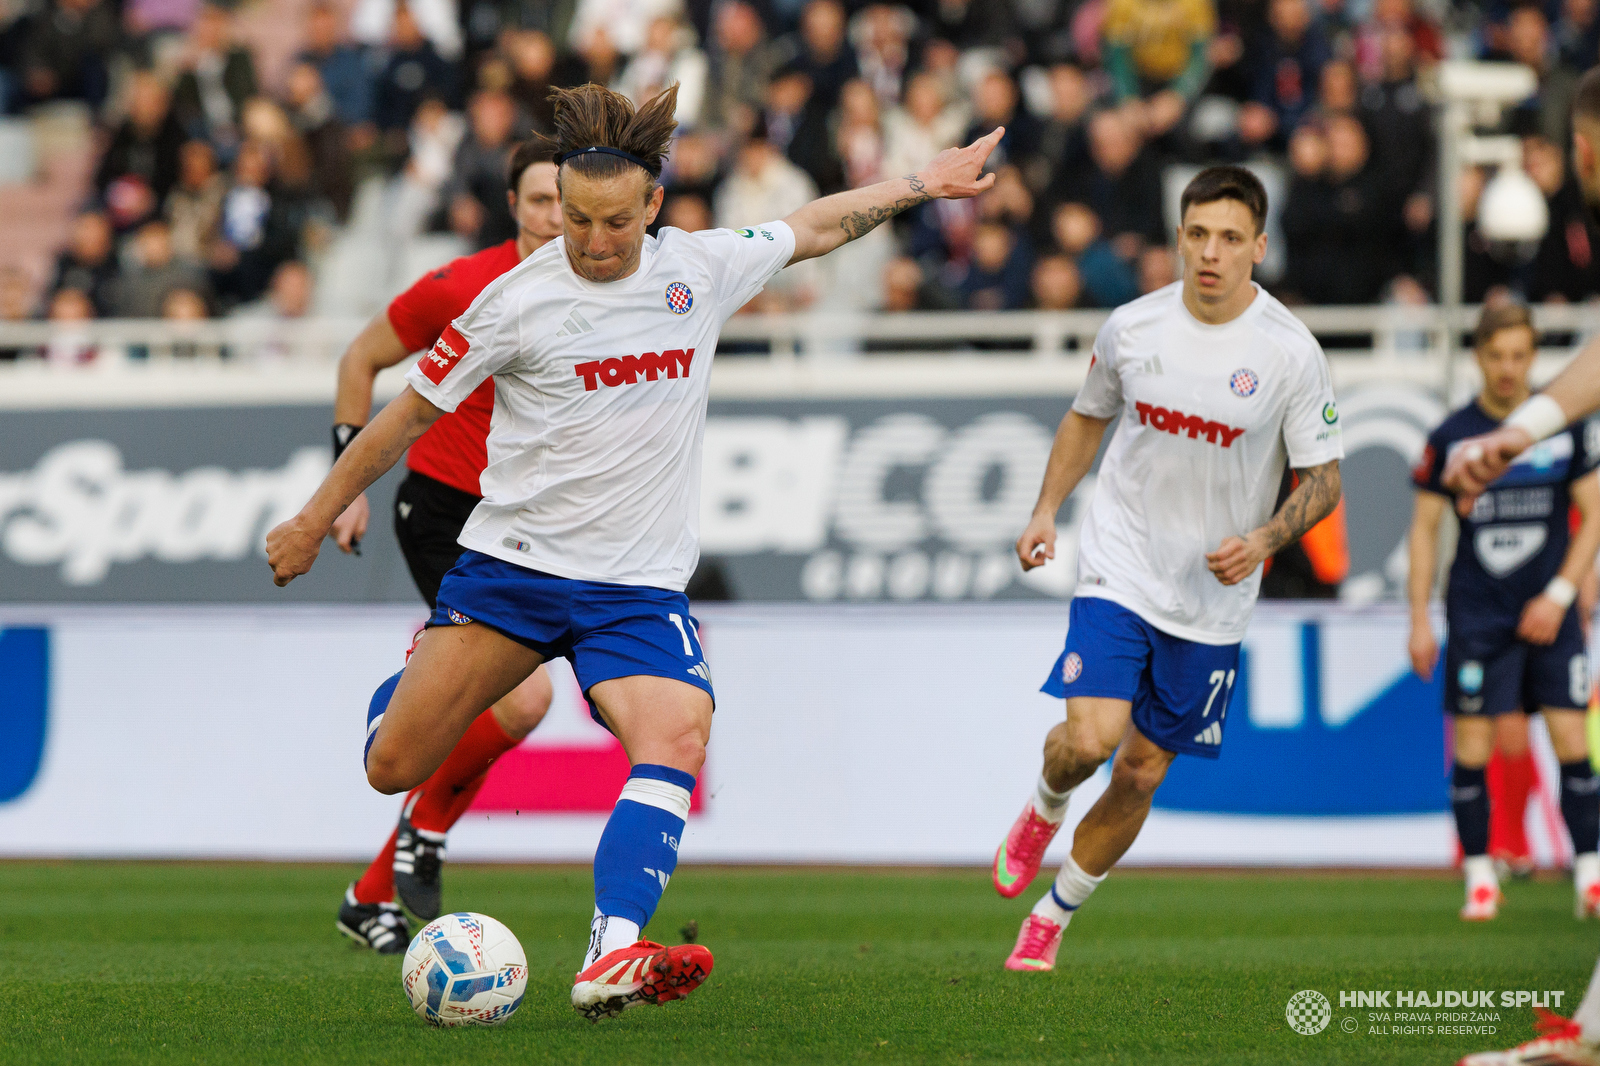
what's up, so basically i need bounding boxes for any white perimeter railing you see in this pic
[1,304,1596,406]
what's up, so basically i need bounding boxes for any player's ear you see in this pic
[507,188,517,215]
[644,183,665,226]
[1253,229,1267,265]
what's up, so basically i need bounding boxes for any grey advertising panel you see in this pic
[0,387,1439,603]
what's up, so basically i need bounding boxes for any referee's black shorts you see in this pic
[393,471,481,609]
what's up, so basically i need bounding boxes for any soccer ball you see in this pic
[402,912,528,1027]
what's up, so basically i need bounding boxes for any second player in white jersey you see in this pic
[1072,280,1343,643]
[408,221,796,589]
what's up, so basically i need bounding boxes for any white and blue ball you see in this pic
[402,912,527,1027]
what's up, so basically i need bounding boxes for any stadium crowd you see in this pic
[4,0,1600,342]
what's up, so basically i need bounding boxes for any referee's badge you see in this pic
[1229,368,1259,397]
[665,281,694,314]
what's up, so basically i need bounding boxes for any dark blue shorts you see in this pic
[429,550,714,726]
[1443,607,1589,716]
[1042,596,1241,760]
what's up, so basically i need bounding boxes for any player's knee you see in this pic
[365,745,418,795]
[1049,722,1115,769]
[657,728,707,777]
[494,672,553,739]
[1109,751,1168,798]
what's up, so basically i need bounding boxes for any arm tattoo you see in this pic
[1259,460,1342,556]
[837,175,933,241]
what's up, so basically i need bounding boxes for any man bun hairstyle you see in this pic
[1180,165,1269,235]
[506,137,557,194]
[544,83,679,193]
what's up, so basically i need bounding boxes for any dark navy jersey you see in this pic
[1413,402,1599,634]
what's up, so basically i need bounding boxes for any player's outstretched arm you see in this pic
[1206,460,1342,586]
[1016,410,1112,571]
[1519,471,1600,645]
[782,128,1003,265]
[1442,334,1600,508]
[266,386,444,587]
[1406,490,1447,680]
[329,315,413,553]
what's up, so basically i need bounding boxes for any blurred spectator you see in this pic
[704,2,776,129]
[957,220,1032,310]
[285,62,355,221]
[835,79,886,189]
[1317,57,1357,119]
[444,88,519,249]
[171,3,257,147]
[376,4,460,137]
[162,287,209,319]
[212,140,300,306]
[1353,0,1442,83]
[352,0,463,60]
[964,70,1040,172]
[389,96,466,239]
[1049,109,1166,251]
[1522,135,1599,303]
[850,4,913,109]
[1102,0,1215,136]
[1360,30,1433,249]
[0,266,34,359]
[715,131,819,308]
[662,130,724,202]
[111,218,210,318]
[1139,244,1177,292]
[165,139,225,264]
[298,3,375,128]
[882,70,967,183]
[976,165,1034,230]
[662,192,713,231]
[1281,115,1396,303]
[1028,64,1090,197]
[567,0,678,57]
[503,29,567,133]
[45,287,97,365]
[20,0,116,108]
[879,254,957,311]
[1556,0,1600,72]
[613,15,709,125]
[764,64,840,192]
[1504,5,1578,148]
[924,0,1011,50]
[49,210,118,315]
[233,259,314,319]
[1051,201,1139,307]
[1239,0,1331,150]
[777,0,859,112]
[97,70,186,232]
[1030,253,1083,310]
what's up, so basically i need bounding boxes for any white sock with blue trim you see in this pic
[1030,852,1106,926]
[1032,775,1074,823]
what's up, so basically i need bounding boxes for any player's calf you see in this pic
[1562,760,1600,918]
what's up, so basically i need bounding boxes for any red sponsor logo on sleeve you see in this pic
[421,324,469,385]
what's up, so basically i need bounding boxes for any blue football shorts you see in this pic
[1443,606,1589,716]
[428,550,714,726]
[1041,596,1241,760]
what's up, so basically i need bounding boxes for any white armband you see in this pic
[1504,394,1568,443]
[1545,575,1578,608]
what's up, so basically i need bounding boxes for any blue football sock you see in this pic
[592,764,694,931]
[364,670,403,769]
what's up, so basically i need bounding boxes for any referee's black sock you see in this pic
[1560,760,1600,854]
[1451,764,1490,857]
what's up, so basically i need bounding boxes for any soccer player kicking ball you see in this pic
[267,82,1001,1019]
[330,142,564,953]
[992,166,1344,972]
[1446,67,1600,1066]
[1407,302,1600,923]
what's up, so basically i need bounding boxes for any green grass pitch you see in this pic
[0,862,1590,1065]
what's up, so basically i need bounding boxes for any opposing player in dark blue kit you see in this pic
[1408,302,1600,921]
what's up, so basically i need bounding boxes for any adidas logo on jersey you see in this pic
[575,349,695,392]
[556,309,595,337]
[686,661,710,682]
[643,868,671,889]
[1134,402,1246,448]
[1193,722,1222,745]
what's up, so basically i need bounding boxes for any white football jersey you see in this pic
[404,221,796,590]
[1071,282,1343,644]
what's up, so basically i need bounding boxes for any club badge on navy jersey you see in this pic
[1229,368,1259,397]
[665,281,694,314]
